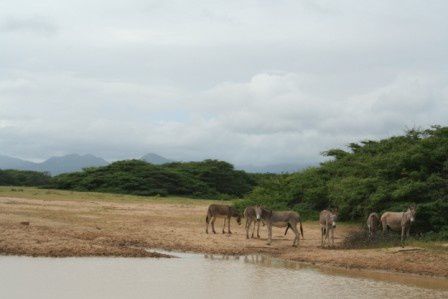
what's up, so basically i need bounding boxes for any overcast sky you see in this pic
[1,0,447,165]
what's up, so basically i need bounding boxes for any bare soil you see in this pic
[1,195,447,277]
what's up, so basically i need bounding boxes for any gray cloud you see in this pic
[0,0,448,165]
[0,16,58,36]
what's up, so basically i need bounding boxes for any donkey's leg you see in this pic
[381,220,387,236]
[291,223,300,247]
[256,221,261,238]
[331,227,335,247]
[222,217,227,234]
[250,219,255,238]
[245,218,251,239]
[401,226,406,246]
[211,217,217,234]
[321,227,324,247]
[227,216,232,234]
[267,224,272,245]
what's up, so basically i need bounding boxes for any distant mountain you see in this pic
[0,155,39,171]
[0,154,109,175]
[38,154,109,175]
[141,153,173,165]
[236,162,317,174]
[1,152,315,175]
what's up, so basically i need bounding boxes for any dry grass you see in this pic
[1,187,448,277]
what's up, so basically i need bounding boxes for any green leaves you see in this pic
[0,169,51,186]
[241,126,448,236]
[47,159,255,199]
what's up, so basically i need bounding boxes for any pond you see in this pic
[1,251,447,298]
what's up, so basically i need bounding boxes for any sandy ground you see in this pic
[1,194,448,277]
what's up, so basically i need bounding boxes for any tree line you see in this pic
[2,125,447,237]
[0,169,51,186]
[46,159,256,199]
[236,126,448,238]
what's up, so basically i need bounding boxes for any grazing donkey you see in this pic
[320,209,338,247]
[367,212,380,239]
[205,204,241,234]
[255,206,303,247]
[243,206,264,239]
[381,205,417,244]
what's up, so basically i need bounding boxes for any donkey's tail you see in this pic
[206,208,211,224]
[284,224,290,235]
[299,219,304,239]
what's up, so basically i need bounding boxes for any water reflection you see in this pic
[203,254,240,261]
[0,255,447,299]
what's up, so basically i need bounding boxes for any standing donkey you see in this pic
[381,205,416,244]
[244,206,264,239]
[255,206,303,247]
[320,209,338,247]
[205,204,241,234]
[367,212,380,239]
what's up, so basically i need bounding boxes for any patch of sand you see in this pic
[1,196,447,277]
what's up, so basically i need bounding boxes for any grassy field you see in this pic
[0,186,218,205]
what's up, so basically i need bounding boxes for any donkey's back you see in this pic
[244,206,256,218]
[208,204,232,217]
[380,211,403,232]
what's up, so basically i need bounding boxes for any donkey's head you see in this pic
[254,205,263,221]
[236,215,242,225]
[408,205,417,223]
[330,208,339,228]
[231,208,242,225]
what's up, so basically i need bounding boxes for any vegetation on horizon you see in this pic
[1,125,447,238]
[237,126,448,239]
[46,159,256,199]
[0,169,51,186]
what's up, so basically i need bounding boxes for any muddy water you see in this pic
[1,252,447,299]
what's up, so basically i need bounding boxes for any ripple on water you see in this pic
[0,254,447,299]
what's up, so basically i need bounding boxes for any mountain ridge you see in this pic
[0,153,314,174]
[0,154,108,175]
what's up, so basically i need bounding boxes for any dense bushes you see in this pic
[0,169,51,186]
[48,159,255,199]
[240,126,448,236]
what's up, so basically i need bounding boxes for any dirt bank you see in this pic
[1,192,447,277]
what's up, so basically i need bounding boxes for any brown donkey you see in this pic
[381,205,416,244]
[205,204,241,234]
[319,209,338,247]
[367,212,380,239]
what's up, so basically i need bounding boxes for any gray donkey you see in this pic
[244,206,264,239]
[320,209,338,247]
[205,204,241,234]
[255,206,303,247]
[381,205,416,244]
[367,212,380,239]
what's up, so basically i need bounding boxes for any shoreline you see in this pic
[1,188,447,278]
[2,247,448,291]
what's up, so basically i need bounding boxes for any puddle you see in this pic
[0,252,447,299]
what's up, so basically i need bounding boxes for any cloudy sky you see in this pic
[1,0,447,165]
